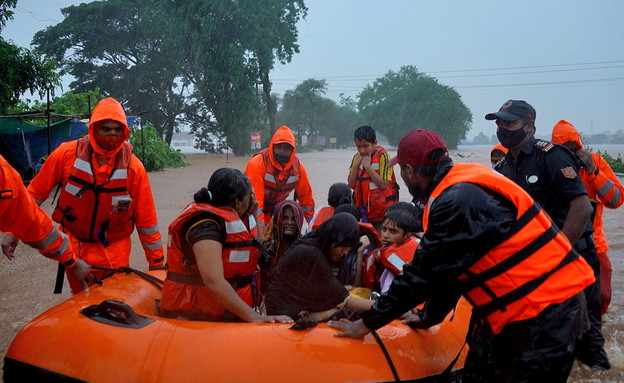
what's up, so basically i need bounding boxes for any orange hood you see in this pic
[88,97,130,157]
[551,120,583,149]
[268,125,296,169]
[490,143,508,155]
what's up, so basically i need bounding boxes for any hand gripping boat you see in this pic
[4,270,470,383]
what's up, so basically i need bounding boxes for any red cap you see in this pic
[389,129,448,167]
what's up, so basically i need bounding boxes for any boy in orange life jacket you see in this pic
[347,126,399,234]
[364,202,421,293]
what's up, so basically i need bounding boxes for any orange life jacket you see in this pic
[310,206,335,231]
[51,136,133,244]
[379,236,420,275]
[255,148,302,216]
[354,146,399,223]
[161,202,261,320]
[423,163,595,334]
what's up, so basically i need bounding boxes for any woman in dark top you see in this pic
[265,213,374,321]
[161,168,292,323]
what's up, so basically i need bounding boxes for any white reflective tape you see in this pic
[371,163,380,170]
[65,182,82,196]
[369,183,379,190]
[286,175,299,184]
[110,169,128,180]
[225,219,247,234]
[387,253,406,272]
[74,158,93,175]
[229,250,250,263]
[249,215,257,230]
[264,173,276,183]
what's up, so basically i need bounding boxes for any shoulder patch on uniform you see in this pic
[535,139,554,152]
[561,167,577,179]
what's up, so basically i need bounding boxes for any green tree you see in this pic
[0,0,60,114]
[130,124,187,171]
[32,0,190,145]
[473,132,490,145]
[358,66,472,148]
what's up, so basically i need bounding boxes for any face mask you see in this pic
[496,125,527,149]
[274,153,290,164]
[96,135,125,151]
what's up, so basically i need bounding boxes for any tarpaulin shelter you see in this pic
[0,115,135,180]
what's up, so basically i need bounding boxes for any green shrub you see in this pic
[130,124,187,171]
[598,151,624,173]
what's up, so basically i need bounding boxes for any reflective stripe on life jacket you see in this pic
[378,236,420,275]
[354,146,399,223]
[256,148,301,216]
[51,136,133,244]
[423,162,595,334]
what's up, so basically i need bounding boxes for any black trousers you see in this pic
[463,294,584,383]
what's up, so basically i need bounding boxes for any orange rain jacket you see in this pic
[551,120,624,254]
[27,98,164,291]
[0,155,77,268]
[423,163,594,334]
[245,126,315,224]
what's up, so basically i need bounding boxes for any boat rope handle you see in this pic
[90,265,165,290]
[371,329,400,382]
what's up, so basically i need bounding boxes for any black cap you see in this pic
[485,100,536,121]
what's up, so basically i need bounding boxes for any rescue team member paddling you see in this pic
[245,125,315,227]
[161,168,292,323]
[2,97,165,294]
[1,154,93,291]
[551,120,624,315]
[489,100,609,370]
[329,129,595,382]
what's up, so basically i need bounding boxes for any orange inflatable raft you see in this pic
[4,270,470,382]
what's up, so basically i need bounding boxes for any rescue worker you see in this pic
[328,129,595,382]
[2,97,165,294]
[160,168,292,323]
[1,154,93,291]
[488,100,609,370]
[245,125,315,227]
[551,120,624,314]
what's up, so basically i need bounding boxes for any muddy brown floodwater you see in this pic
[1,146,623,382]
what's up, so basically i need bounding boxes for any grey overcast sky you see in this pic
[3,0,624,140]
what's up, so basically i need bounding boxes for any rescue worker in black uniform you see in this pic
[328,129,595,382]
[488,99,609,370]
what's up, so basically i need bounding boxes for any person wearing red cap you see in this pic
[1,154,94,291]
[490,143,508,167]
[329,129,596,382]
[551,120,624,315]
[1,97,165,294]
[487,100,609,370]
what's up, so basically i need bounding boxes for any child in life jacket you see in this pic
[363,202,421,293]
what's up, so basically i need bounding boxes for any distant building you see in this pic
[170,132,206,154]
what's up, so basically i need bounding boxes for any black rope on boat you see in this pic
[371,329,400,382]
[90,265,165,290]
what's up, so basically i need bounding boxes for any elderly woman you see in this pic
[265,213,374,321]
[260,200,305,293]
[161,168,292,324]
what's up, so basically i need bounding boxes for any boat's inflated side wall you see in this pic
[4,271,469,383]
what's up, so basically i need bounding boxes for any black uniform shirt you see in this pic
[495,136,590,234]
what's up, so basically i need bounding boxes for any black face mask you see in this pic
[274,154,290,164]
[497,125,528,149]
